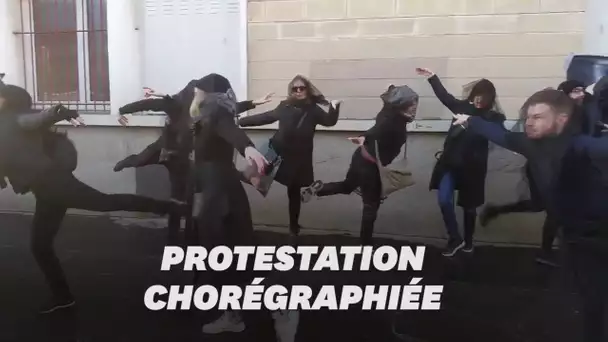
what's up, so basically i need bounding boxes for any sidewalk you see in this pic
[0,213,581,342]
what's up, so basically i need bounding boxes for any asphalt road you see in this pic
[0,212,582,342]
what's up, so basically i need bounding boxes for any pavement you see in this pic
[0,212,583,342]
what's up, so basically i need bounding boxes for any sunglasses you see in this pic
[291,86,307,93]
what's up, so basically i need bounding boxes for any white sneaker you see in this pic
[272,310,300,342]
[301,180,324,203]
[202,311,246,334]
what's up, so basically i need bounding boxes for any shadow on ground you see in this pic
[0,213,581,342]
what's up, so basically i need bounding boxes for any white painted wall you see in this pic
[106,0,144,116]
[0,1,25,86]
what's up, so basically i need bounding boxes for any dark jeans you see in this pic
[30,200,71,300]
[437,172,476,243]
[193,163,254,287]
[31,172,173,300]
[317,148,381,245]
[565,233,608,342]
[33,172,171,214]
[115,142,194,245]
[287,185,301,231]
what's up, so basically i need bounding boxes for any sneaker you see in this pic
[441,239,465,257]
[535,251,559,267]
[300,180,324,203]
[479,205,499,227]
[202,311,245,334]
[462,241,474,253]
[40,298,76,315]
[272,310,300,342]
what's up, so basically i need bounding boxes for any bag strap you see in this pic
[296,112,308,129]
[374,141,383,169]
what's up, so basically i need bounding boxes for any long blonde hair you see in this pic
[189,88,206,118]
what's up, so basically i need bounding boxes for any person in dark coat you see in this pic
[300,85,418,245]
[112,81,272,244]
[557,80,593,135]
[415,67,506,257]
[452,88,608,342]
[238,75,341,236]
[188,73,268,335]
[585,75,608,135]
[0,84,185,315]
[478,81,593,267]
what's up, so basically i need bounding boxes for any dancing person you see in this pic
[478,161,560,266]
[187,73,269,334]
[452,88,608,342]
[415,67,506,257]
[113,81,273,244]
[300,85,418,245]
[479,81,592,266]
[238,75,341,237]
[0,84,186,314]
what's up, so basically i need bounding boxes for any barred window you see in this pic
[17,0,110,113]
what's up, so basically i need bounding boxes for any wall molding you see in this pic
[57,114,519,133]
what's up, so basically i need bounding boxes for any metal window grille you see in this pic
[15,0,110,113]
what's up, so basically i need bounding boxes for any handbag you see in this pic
[247,111,309,197]
[373,142,415,197]
[250,140,283,197]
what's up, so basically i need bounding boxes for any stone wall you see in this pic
[247,0,585,120]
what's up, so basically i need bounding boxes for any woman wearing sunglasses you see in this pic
[238,75,341,239]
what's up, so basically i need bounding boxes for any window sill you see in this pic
[242,119,519,133]
[55,114,166,127]
[58,114,518,133]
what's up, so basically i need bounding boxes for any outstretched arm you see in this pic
[119,97,181,121]
[238,108,280,127]
[314,101,341,127]
[17,105,79,130]
[427,75,462,113]
[465,116,528,156]
[236,101,256,114]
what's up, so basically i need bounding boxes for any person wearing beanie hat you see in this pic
[187,73,269,335]
[300,84,418,245]
[112,79,273,245]
[0,84,187,315]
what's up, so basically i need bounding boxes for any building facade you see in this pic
[0,0,605,246]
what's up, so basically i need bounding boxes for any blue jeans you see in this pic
[437,172,476,242]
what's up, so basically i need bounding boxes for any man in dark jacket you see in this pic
[0,84,185,314]
[416,67,506,257]
[453,88,608,342]
[478,80,595,267]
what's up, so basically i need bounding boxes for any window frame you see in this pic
[19,0,110,113]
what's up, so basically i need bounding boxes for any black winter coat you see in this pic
[427,75,506,208]
[238,100,340,187]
